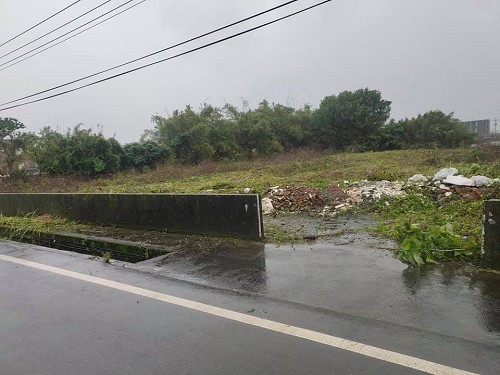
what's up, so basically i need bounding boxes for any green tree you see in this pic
[122,141,172,170]
[312,89,392,150]
[369,119,405,151]
[251,101,310,151]
[235,107,284,157]
[0,117,28,176]
[33,125,124,176]
[31,127,64,174]
[62,125,123,176]
[399,111,475,148]
[151,105,237,163]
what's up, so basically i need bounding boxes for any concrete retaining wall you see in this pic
[0,193,263,239]
[482,199,500,269]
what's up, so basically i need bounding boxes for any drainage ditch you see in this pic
[0,227,172,263]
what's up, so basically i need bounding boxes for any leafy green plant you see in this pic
[396,222,475,266]
[373,192,482,265]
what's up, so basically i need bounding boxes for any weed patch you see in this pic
[373,193,483,266]
[102,252,112,263]
[265,223,306,244]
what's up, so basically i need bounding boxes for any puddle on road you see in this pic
[131,214,500,346]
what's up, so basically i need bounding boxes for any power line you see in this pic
[0,0,299,107]
[0,0,331,112]
[0,0,84,49]
[0,0,147,73]
[0,0,138,69]
[0,0,112,61]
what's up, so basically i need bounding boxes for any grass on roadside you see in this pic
[264,223,307,244]
[0,214,76,235]
[370,190,491,265]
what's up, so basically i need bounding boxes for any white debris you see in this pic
[470,175,493,187]
[243,187,252,193]
[261,197,275,215]
[445,191,453,197]
[319,206,334,217]
[433,168,458,181]
[408,174,428,184]
[443,175,475,187]
[347,181,405,202]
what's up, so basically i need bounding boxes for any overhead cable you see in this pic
[0,0,299,106]
[0,0,112,60]
[0,0,137,68]
[0,0,331,112]
[0,0,84,49]
[0,0,147,73]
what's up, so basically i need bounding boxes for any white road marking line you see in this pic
[0,253,478,375]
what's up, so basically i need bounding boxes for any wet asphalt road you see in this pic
[132,216,500,347]
[1,242,499,374]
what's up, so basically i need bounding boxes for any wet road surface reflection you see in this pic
[133,235,500,345]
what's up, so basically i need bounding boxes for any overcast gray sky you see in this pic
[0,0,499,143]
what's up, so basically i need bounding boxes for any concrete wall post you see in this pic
[482,199,500,269]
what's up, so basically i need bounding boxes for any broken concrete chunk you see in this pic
[471,175,493,187]
[408,174,428,184]
[261,197,274,215]
[433,167,458,181]
[443,175,475,187]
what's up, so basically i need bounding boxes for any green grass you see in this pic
[0,214,76,234]
[0,214,84,247]
[73,147,498,195]
[265,223,307,244]
[370,189,497,265]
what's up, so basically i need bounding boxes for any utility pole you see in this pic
[494,118,498,140]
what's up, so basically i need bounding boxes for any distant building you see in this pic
[461,119,490,139]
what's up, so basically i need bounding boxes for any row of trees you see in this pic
[0,121,170,177]
[0,88,475,177]
[146,88,474,161]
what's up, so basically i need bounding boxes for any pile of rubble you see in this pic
[345,180,405,204]
[262,185,354,215]
[265,186,324,211]
[407,168,499,201]
[259,167,498,216]
[261,181,407,216]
